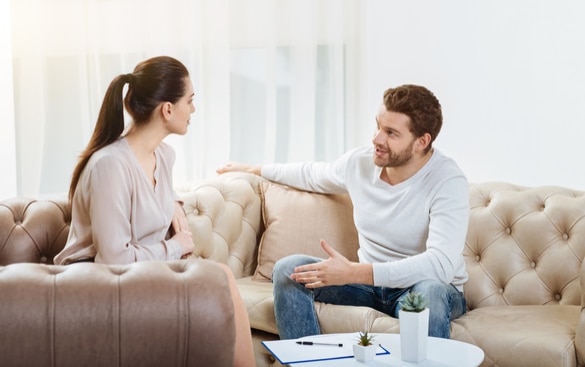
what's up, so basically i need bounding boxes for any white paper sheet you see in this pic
[262,333,390,364]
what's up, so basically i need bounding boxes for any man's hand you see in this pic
[290,240,374,288]
[216,161,262,175]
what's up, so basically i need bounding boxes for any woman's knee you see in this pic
[216,263,236,283]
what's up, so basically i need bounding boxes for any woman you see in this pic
[54,56,255,367]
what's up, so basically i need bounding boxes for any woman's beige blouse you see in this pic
[54,138,183,265]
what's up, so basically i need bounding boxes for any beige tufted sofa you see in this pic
[2,172,584,367]
[0,198,236,367]
[175,172,585,367]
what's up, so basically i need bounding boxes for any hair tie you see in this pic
[125,73,135,84]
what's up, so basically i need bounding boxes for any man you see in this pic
[217,84,469,340]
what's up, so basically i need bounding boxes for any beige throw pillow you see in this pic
[253,181,359,281]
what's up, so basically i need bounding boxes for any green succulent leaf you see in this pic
[356,331,376,346]
[399,292,428,313]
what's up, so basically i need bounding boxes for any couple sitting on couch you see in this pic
[54,55,469,366]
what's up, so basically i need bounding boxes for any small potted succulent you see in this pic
[399,291,429,362]
[399,291,428,313]
[353,331,377,362]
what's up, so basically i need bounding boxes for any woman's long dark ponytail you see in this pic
[68,74,128,201]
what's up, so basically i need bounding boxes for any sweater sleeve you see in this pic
[261,149,361,194]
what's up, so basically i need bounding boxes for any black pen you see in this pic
[296,341,343,347]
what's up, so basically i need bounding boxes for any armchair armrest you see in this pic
[0,259,235,367]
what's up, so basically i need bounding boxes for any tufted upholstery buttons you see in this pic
[175,172,265,278]
[463,182,585,309]
[0,197,71,265]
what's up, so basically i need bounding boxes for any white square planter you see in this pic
[353,343,377,362]
[399,308,429,363]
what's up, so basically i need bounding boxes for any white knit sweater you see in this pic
[261,147,469,291]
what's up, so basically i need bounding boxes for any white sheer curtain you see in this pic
[6,0,365,198]
[1,0,16,200]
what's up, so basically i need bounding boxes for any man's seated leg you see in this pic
[273,254,323,339]
[408,279,466,338]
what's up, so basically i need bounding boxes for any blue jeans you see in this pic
[273,254,467,340]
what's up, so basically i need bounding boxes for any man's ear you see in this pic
[416,133,432,151]
[161,101,173,121]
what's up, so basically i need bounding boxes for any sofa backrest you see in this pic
[0,197,70,265]
[0,173,265,273]
[178,174,585,309]
[176,172,359,281]
[3,174,585,310]
[464,182,585,309]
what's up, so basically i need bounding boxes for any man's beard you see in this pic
[374,139,415,168]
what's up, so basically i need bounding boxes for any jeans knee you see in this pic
[412,280,449,301]
[272,255,319,286]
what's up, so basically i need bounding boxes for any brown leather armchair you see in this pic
[0,198,235,367]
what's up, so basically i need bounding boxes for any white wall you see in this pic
[362,1,585,189]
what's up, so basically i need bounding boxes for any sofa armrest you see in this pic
[0,259,235,367]
[576,260,585,365]
[176,172,265,279]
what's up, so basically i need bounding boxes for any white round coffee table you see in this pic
[288,333,484,367]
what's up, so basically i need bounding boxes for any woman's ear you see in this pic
[161,101,173,121]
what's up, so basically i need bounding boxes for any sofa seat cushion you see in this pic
[452,305,579,367]
[315,302,400,335]
[237,276,400,337]
[236,276,279,334]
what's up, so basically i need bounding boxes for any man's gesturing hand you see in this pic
[290,239,373,288]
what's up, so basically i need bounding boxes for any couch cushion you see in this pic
[237,276,400,337]
[236,276,278,334]
[451,305,579,367]
[253,181,359,281]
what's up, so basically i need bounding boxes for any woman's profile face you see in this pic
[168,77,195,135]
